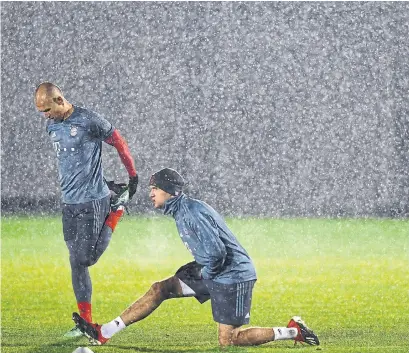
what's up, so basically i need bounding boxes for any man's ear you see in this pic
[53,96,64,105]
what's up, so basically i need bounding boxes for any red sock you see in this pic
[105,208,124,231]
[78,302,92,323]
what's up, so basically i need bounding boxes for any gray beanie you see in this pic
[149,168,185,196]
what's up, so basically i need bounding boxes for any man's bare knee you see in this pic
[219,329,241,346]
[149,281,167,300]
[149,277,182,300]
[218,336,231,347]
[218,324,239,346]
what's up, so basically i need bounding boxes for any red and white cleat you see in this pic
[72,312,109,345]
[287,316,320,346]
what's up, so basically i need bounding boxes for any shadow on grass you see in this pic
[17,341,308,353]
[17,339,221,353]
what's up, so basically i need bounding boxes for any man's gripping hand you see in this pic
[128,175,138,200]
[105,179,127,194]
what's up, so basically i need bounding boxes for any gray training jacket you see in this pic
[46,106,113,204]
[163,193,257,284]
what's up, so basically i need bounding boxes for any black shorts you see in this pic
[62,196,110,258]
[62,196,110,241]
[175,261,256,326]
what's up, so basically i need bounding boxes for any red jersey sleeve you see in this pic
[104,129,137,177]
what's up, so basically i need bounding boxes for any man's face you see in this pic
[149,186,173,208]
[35,95,65,119]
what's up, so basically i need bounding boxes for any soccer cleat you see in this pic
[287,316,320,346]
[63,326,84,338]
[72,312,109,345]
[110,185,129,212]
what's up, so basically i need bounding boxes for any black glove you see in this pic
[105,179,127,194]
[128,175,138,200]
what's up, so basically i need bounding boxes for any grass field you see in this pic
[2,216,408,353]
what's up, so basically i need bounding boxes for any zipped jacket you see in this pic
[163,193,257,284]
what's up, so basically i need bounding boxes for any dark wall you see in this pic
[1,2,408,216]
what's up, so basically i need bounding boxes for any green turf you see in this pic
[2,216,408,353]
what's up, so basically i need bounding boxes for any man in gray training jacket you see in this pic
[35,82,138,338]
[73,168,320,347]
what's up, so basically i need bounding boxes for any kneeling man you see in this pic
[73,168,319,347]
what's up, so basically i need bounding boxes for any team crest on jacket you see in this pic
[70,125,78,136]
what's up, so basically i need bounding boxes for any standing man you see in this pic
[34,82,139,338]
[73,168,320,347]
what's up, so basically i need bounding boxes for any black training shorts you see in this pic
[62,195,111,262]
[175,261,256,326]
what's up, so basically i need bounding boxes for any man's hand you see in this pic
[128,175,138,200]
[105,179,127,194]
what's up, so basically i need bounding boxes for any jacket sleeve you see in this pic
[104,129,137,177]
[191,211,227,280]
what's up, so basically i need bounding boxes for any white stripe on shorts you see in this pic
[92,199,99,236]
[236,282,247,317]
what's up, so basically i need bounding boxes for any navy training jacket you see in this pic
[163,193,257,284]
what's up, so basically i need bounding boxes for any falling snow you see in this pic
[1,2,408,217]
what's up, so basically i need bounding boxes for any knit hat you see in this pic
[149,168,185,196]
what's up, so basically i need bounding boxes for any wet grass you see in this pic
[2,216,408,353]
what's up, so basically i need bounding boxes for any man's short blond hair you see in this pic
[35,82,63,98]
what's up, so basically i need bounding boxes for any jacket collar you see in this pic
[163,193,184,217]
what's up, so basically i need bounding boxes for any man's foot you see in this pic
[287,316,320,346]
[63,326,84,338]
[72,312,109,345]
[110,186,129,212]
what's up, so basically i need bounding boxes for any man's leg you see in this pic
[64,195,127,338]
[63,202,94,338]
[209,280,298,347]
[77,196,118,268]
[88,209,120,265]
[65,197,111,322]
[91,186,130,264]
[219,317,321,347]
[73,276,187,345]
[75,197,111,319]
[218,323,297,346]
[117,261,208,327]
[118,276,184,325]
[67,242,93,320]
[73,261,210,345]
